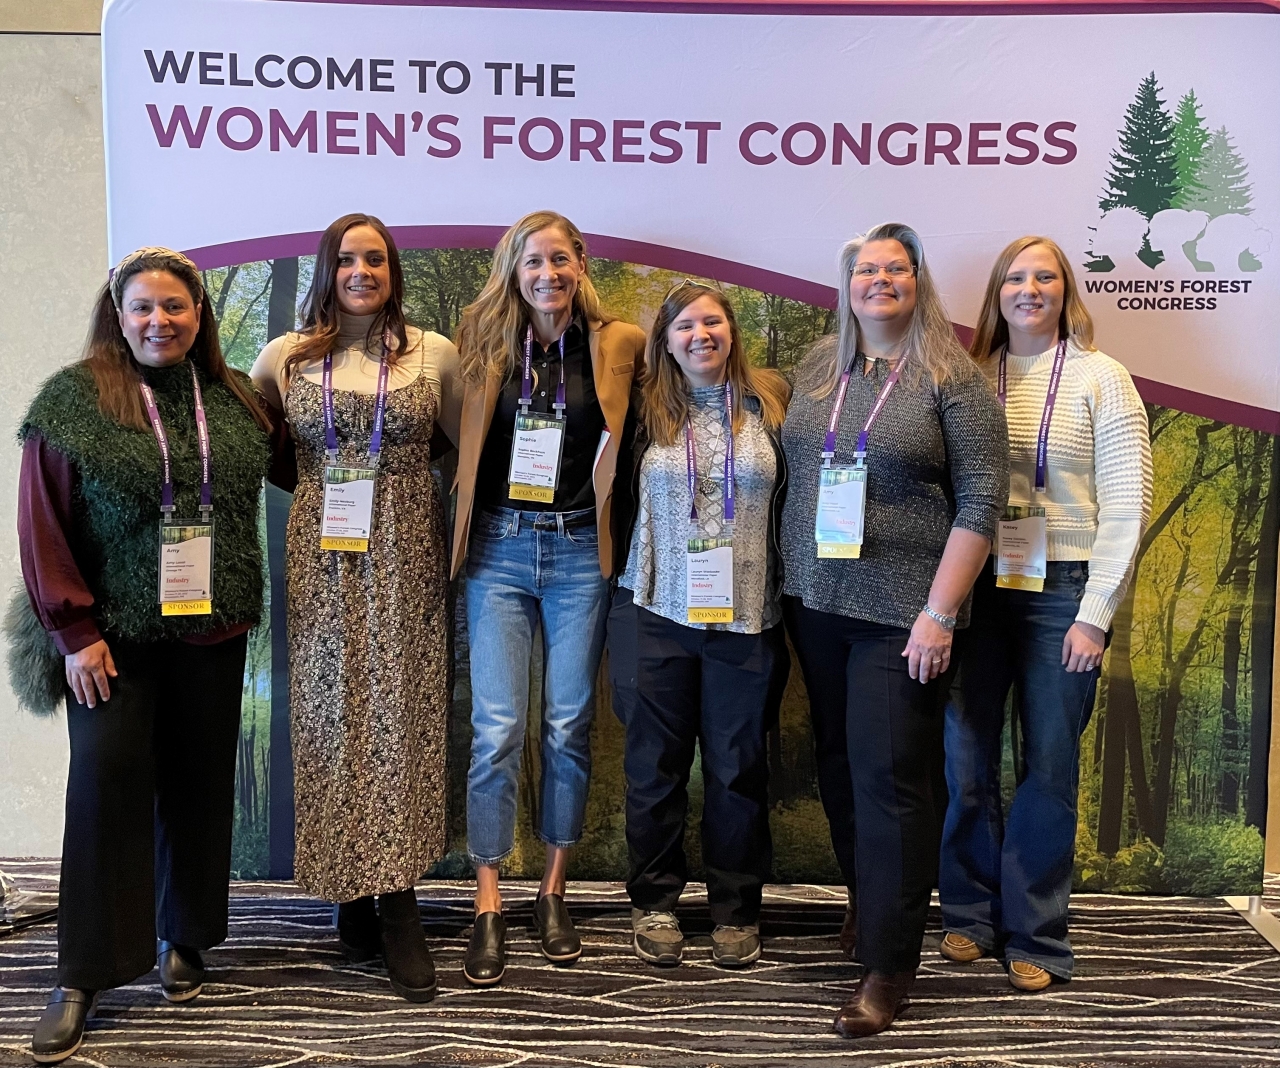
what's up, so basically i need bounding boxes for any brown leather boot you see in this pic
[838,901,857,960]
[833,970,915,1038]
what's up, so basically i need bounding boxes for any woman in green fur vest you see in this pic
[17,247,272,1066]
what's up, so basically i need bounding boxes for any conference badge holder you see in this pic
[321,466,378,552]
[993,339,1066,594]
[685,382,737,624]
[319,340,390,553]
[815,463,867,558]
[508,410,566,503]
[813,358,902,560]
[509,324,568,504]
[158,518,214,616]
[995,505,1048,591]
[687,536,735,623]
[141,365,216,617]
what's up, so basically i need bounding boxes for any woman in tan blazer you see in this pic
[451,210,644,986]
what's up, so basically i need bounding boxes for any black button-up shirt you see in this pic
[476,318,605,513]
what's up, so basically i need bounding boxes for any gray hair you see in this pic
[807,221,970,397]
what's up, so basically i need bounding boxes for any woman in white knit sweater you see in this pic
[938,236,1152,991]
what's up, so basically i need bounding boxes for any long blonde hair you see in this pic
[803,222,971,398]
[455,211,610,382]
[642,283,790,447]
[969,235,1096,360]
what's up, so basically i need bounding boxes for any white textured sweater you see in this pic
[981,340,1152,631]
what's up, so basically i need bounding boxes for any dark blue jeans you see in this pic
[940,561,1100,979]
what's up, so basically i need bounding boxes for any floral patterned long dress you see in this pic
[284,371,448,902]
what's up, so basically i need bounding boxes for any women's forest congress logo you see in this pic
[1084,73,1268,309]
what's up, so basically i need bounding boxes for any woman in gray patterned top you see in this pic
[780,223,1008,1037]
[609,281,790,970]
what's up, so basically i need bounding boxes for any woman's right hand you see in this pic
[66,639,117,709]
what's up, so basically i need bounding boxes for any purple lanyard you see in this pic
[521,324,567,416]
[685,382,736,525]
[323,331,392,464]
[821,357,904,466]
[139,362,212,520]
[998,339,1067,493]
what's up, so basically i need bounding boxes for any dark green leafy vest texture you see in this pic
[21,359,270,644]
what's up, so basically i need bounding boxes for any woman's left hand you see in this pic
[903,611,953,684]
[1062,621,1107,673]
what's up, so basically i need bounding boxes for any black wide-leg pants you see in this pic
[617,593,789,928]
[784,598,951,974]
[57,633,247,991]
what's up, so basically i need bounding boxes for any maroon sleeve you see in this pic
[18,434,102,656]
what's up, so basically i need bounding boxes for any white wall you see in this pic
[0,30,107,854]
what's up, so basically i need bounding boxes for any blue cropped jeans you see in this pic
[940,561,1100,979]
[464,506,610,866]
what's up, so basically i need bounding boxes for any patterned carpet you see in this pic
[1,860,1279,1068]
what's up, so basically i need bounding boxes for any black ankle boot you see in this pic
[377,889,436,1002]
[337,896,381,963]
[31,987,96,1064]
[464,911,507,986]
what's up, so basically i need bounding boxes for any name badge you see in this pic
[995,505,1048,591]
[321,465,377,552]
[509,411,565,503]
[815,465,867,558]
[687,537,734,623]
[159,520,214,616]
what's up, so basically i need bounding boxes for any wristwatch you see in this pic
[922,605,956,631]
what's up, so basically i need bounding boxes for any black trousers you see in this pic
[784,598,951,973]
[612,590,788,927]
[58,634,247,990]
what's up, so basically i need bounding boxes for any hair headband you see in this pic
[110,246,202,309]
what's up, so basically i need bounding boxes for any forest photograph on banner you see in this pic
[98,0,1279,895]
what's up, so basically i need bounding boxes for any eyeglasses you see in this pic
[851,263,915,280]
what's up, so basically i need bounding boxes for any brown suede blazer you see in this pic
[450,319,647,579]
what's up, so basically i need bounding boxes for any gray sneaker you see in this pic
[711,924,762,968]
[631,909,684,966]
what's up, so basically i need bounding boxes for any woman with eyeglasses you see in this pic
[609,281,790,969]
[938,237,1150,992]
[451,211,645,985]
[780,222,1008,1037]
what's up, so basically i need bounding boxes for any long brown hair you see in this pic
[642,283,790,447]
[803,222,971,398]
[284,213,409,377]
[969,235,1096,360]
[85,247,270,433]
[455,211,610,383]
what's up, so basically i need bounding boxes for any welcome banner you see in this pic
[100,0,1276,893]
[103,0,1280,430]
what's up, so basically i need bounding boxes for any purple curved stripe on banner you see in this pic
[181,230,1280,434]
[266,0,1280,14]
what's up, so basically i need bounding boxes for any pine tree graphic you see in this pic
[1100,72,1179,220]
[1170,89,1211,209]
[1183,126,1253,219]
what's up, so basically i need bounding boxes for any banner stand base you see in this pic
[1224,896,1280,955]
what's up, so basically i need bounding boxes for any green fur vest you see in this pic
[20,359,270,644]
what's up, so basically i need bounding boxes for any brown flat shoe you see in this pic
[1008,960,1052,992]
[940,932,985,963]
[838,903,857,960]
[833,970,914,1038]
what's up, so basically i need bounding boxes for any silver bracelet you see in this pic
[922,605,956,631]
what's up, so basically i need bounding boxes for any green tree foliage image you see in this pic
[1100,72,1180,223]
[1170,90,1211,211]
[1184,127,1255,220]
[213,252,1270,894]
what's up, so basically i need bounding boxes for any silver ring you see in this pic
[931,657,942,664]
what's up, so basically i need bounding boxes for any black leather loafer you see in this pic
[533,893,581,963]
[158,941,205,1002]
[464,911,507,986]
[337,896,381,963]
[31,987,96,1064]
